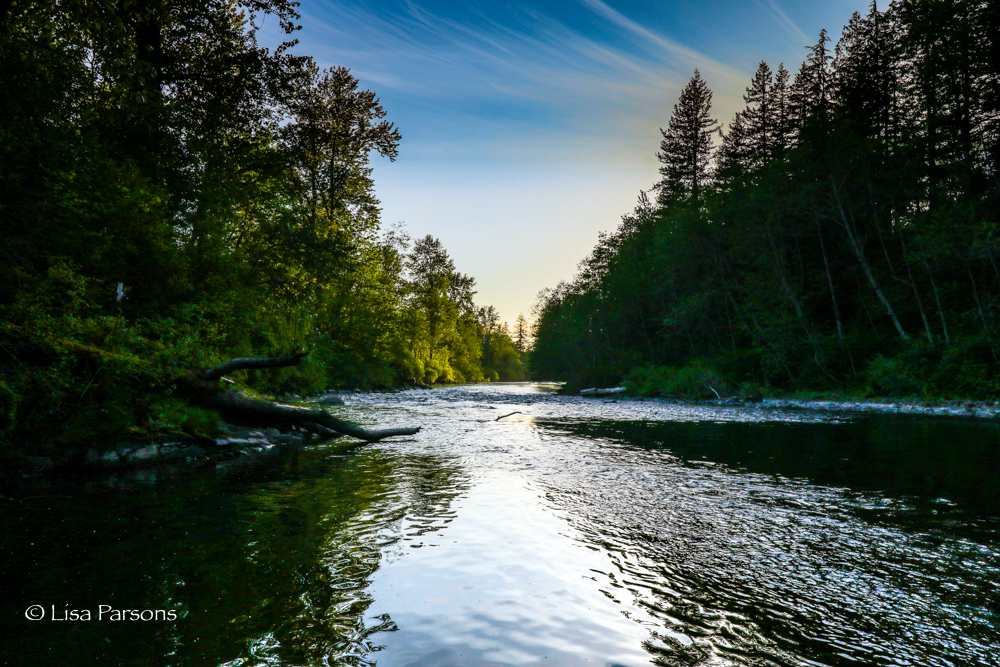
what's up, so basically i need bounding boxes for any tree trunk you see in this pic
[966,260,998,362]
[183,355,421,442]
[829,176,909,340]
[814,219,845,342]
[897,231,934,343]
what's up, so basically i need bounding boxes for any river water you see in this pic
[3,383,999,666]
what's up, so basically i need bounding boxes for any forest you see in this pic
[0,0,527,454]
[531,0,1000,400]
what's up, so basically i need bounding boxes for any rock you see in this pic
[129,445,159,461]
[315,393,345,406]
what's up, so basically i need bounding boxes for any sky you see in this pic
[263,0,869,324]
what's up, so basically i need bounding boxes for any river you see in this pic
[3,383,998,666]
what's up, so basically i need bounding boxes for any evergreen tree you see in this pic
[790,30,834,127]
[532,1,1000,398]
[656,70,719,206]
[769,63,794,157]
[715,111,752,184]
[514,314,530,353]
[743,61,774,169]
[833,3,895,139]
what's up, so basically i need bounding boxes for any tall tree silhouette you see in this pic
[769,63,794,158]
[791,29,834,128]
[743,61,774,169]
[833,3,895,139]
[656,70,719,206]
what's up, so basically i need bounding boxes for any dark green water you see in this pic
[2,385,998,666]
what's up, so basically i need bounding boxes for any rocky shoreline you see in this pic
[755,397,1000,419]
[20,389,368,475]
[642,395,1000,419]
[23,423,312,474]
[581,386,1000,419]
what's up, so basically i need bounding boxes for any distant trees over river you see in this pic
[531,1,1000,399]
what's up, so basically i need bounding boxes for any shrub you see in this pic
[864,354,920,397]
[624,362,727,399]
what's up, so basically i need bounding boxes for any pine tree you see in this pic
[514,314,529,353]
[833,3,895,139]
[790,29,834,128]
[743,61,774,169]
[714,110,752,185]
[656,70,719,206]
[769,63,793,157]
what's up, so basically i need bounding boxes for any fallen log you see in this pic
[579,387,626,397]
[182,354,420,442]
[198,353,309,381]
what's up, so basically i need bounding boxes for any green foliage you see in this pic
[624,363,727,399]
[0,1,520,455]
[865,339,1000,398]
[149,398,221,439]
[864,355,921,397]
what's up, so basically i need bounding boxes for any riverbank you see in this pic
[719,396,1000,419]
[18,422,311,475]
[17,383,1000,478]
[578,385,1000,419]
[13,389,384,476]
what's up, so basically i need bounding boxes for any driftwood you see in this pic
[579,387,626,397]
[182,354,420,442]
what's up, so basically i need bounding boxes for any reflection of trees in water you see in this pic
[530,417,1000,667]
[542,417,1000,517]
[225,451,470,667]
[258,453,469,666]
[2,449,470,667]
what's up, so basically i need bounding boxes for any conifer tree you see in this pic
[715,111,752,184]
[769,63,794,157]
[656,70,719,206]
[743,61,774,169]
[790,29,834,127]
[514,314,530,353]
[833,3,895,138]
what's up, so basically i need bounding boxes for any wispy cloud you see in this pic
[297,0,749,163]
[577,0,741,79]
[757,0,811,48]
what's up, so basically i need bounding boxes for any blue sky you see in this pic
[265,0,869,323]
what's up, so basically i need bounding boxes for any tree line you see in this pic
[0,0,524,451]
[531,0,1000,398]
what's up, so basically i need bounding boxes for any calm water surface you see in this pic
[2,384,999,666]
